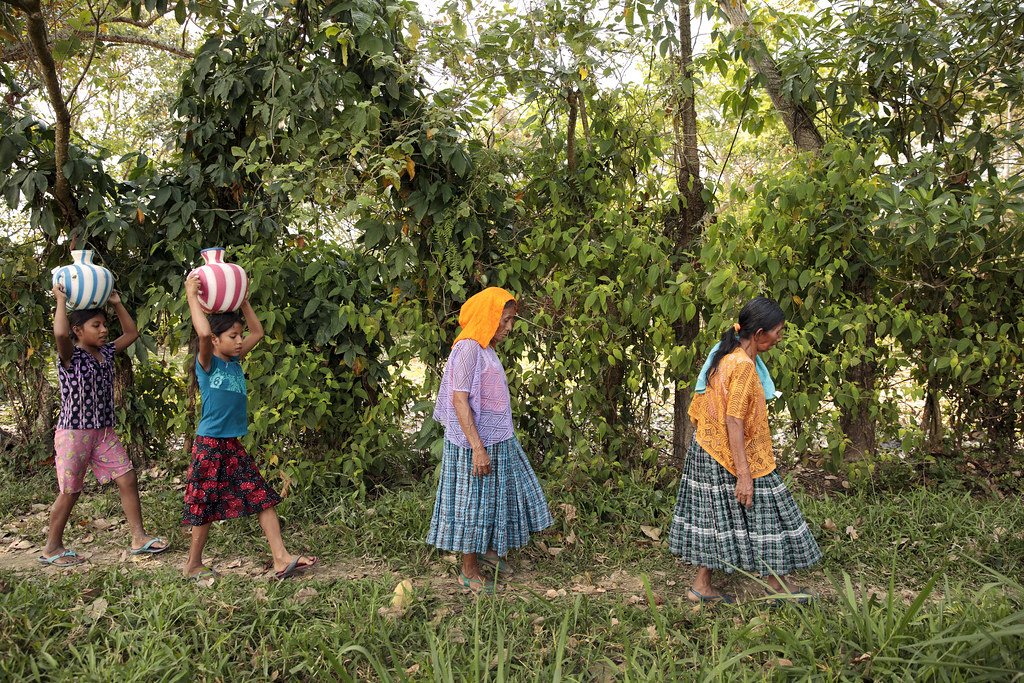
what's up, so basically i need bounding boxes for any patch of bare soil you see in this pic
[1,509,937,609]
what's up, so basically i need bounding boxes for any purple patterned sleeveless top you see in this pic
[57,343,117,429]
[433,339,515,448]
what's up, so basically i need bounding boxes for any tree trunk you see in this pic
[720,1,883,460]
[717,0,825,153]
[838,274,876,462]
[114,353,142,463]
[921,376,945,454]
[10,0,82,230]
[668,0,707,465]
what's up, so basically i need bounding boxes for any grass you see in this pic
[0,464,1022,681]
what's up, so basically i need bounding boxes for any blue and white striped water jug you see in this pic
[51,250,114,310]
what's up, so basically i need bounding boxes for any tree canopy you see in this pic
[2,0,1022,491]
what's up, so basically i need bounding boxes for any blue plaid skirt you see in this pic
[426,437,553,556]
[668,437,822,575]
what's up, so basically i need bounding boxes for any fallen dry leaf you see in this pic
[81,587,100,599]
[84,597,108,621]
[91,518,115,531]
[558,503,577,524]
[292,587,318,604]
[547,546,564,557]
[450,629,467,644]
[851,652,872,664]
[588,661,619,683]
[489,649,508,670]
[392,579,414,607]
[377,604,406,620]
[7,539,33,551]
[846,525,860,540]
[405,664,421,675]
[81,534,95,544]
[645,624,659,640]
[640,525,662,541]
[566,531,578,545]
[775,658,794,667]
[824,519,837,531]
[226,558,244,569]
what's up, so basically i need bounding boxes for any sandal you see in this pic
[478,555,513,577]
[273,556,318,581]
[688,587,734,604]
[186,567,218,582]
[764,586,815,606]
[38,549,85,566]
[131,538,169,555]
[460,571,497,594]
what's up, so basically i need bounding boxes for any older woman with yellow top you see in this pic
[669,297,821,605]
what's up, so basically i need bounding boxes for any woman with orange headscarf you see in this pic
[426,287,553,593]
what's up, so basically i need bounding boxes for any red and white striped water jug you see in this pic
[189,248,249,314]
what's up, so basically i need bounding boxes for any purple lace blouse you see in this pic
[433,339,515,448]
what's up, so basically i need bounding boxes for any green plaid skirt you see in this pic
[668,437,822,575]
[426,437,553,556]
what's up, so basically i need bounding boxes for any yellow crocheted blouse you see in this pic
[688,347,776,478]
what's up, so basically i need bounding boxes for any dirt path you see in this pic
[3,524,925,611]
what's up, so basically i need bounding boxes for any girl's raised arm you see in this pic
[108,290,139,353]
[236,299,264,359]
[185,273,215,372]
[52,286,74,367]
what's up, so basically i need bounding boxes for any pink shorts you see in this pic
[54,428,133,494]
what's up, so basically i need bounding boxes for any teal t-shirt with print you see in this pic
[196,355,248,438]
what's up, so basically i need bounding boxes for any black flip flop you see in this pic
[273,556,318,580]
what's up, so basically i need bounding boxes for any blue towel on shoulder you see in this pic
[694,341,780,401]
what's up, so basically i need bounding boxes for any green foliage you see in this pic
[0,235,56,462]
[4,0,1024,490]
[0,468,1022,681]
[115,358,185,462]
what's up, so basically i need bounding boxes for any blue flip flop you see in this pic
[689,587,734,604]
[38,549,85,566]
[764,586,815,606]
[186,567,218,582]
[131,538,169,555]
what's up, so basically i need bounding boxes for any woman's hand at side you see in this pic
[472,445,491,477]
[726,415,754,509]
[453,390,490,477]
[734,473,754,508]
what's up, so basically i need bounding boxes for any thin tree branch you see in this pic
[1,28,194,62]
[68,0,102,107]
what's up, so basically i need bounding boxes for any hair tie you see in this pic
[733,323,741,332]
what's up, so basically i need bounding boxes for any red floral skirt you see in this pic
[182,436,282,526]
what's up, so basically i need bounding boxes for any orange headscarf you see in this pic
[453,287,517,348]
